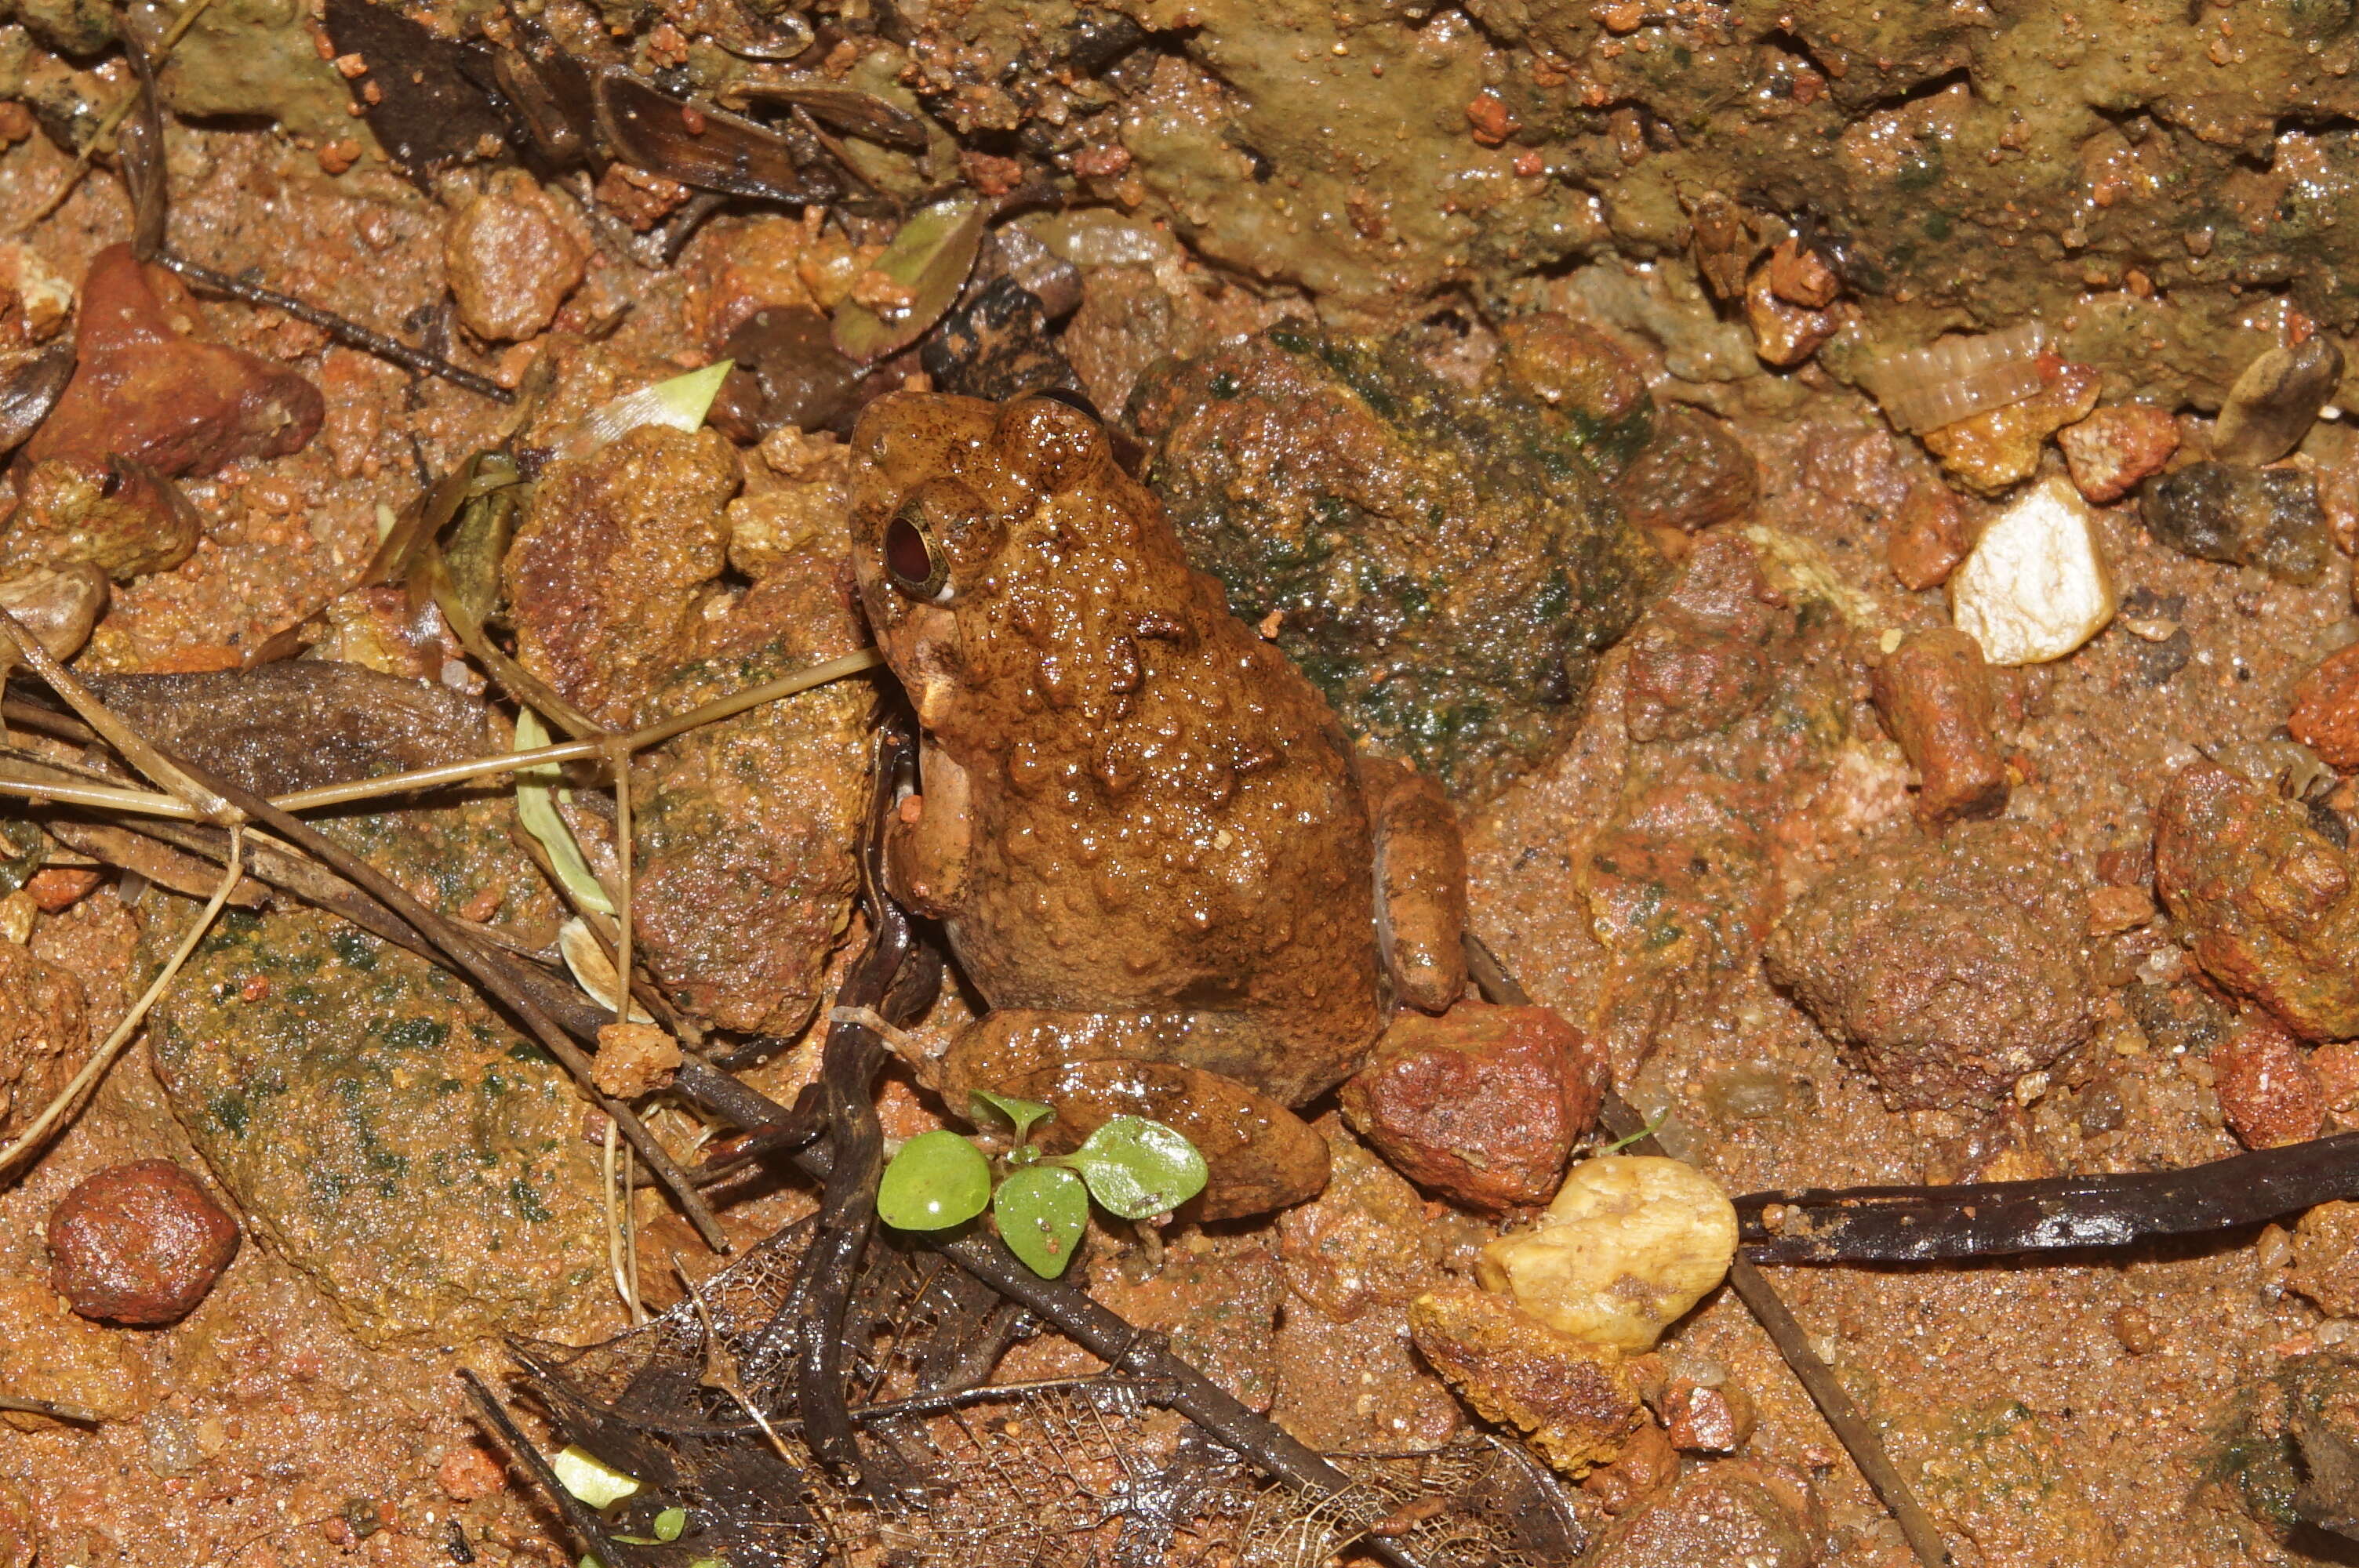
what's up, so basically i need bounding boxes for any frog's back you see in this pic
[852,391,1385,1091]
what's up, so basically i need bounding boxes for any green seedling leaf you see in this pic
[514,707,615,916]
[878,1130,991,1230]
[994,1163,1089,1277]
[551,1444,641,1508]
[971,1089,1054,1145]
[653,1507,688,1543]
[1057,1116,1208,1220]
[830,196,984,363]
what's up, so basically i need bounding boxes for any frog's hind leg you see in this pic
[1358,754,1469,1012]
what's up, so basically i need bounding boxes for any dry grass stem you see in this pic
[0,607,233,820]
[268,648,883,811]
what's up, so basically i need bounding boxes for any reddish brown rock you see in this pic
[1765,237,1840,310]
[2154,760,2359,1040]
[1765,820,2095,1110]
[0,942,86,1136]
[1745,268,1835,367]
[1340,1002,1606,1211]
[1614,405,1759,535]
[591,1022,681,1100]
[0,457,200,580]
[1871,627,2008,827]
[443,171,587,342]
[1583,1420,1680,1515]
[2086,884,2157,935]
[1408,1287,1645,1475]
[2291,1201,2359,1318]
[2058,404,2179,505]
[22,245,322,480]
[435,1445,507,1501]
[592,163,692,233]
[2212,1012,2324,1149]
[1887,480,1971,590]
[1495,314,1648,439]
[46,1160,239,1324]
[24,867,100,913]
[1623,535,1781,744]
[1662,1377,1757,1452]
[1588,1461,1825,1568]
[2317,1041,2359,1125]
[2289,642,2359,772]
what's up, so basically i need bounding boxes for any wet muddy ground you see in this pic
[7,2,2359,1566]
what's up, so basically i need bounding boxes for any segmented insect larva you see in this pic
[1862,320,2047,434]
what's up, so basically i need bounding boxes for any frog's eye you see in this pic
[884,500,951,602]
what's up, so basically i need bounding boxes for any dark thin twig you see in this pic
[458,1369,629,1561]
[1734,1132,2359,1263]
[791,721,918,1492]
[0,1393,99,1423]
[1460,932,1954,1568]
[151,252,514,404]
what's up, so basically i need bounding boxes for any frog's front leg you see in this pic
[1358,753,1469,1012]
[885,737,975,919]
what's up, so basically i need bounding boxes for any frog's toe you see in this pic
[1010,1058,1329,1221]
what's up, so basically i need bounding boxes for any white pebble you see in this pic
[1948,475,2119,665]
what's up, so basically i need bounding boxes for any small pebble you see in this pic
[2058,404,2179,504]
[2109,1304,2161,1355]
[47,1160,239,1324]
[1948,475,2118,664]
[1885,480,1971,590]
[2289,642,2359,771]
[1922,362,2100,495]
[2215,336,2345,466]
[443,172,587,343]
[1662,1377,1757,1452]
[1341,1002,1608,1213]
[1477,1156,1737,1352]
[1870,627,2008,826]
[2141,461,2331,585]
[591,1022,682,1100]
[1765,237,1840,310]
[1743,268,1834,368]
[2086,884,2157,935]
[2213,1013,2324,1151]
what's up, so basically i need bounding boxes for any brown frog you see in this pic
[849,390,1470,1217]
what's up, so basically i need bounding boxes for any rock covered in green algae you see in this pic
[1132,322,1661,798]
[151,908,609,1348]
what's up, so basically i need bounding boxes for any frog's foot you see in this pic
[1013,1057,1330,1221]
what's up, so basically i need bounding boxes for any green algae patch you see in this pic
[151,907,609,1348]
[1134,323,1662,798]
